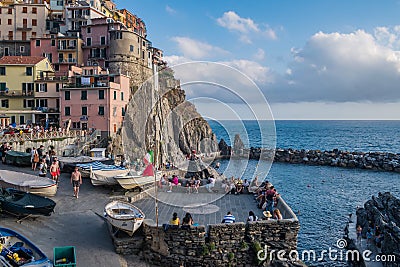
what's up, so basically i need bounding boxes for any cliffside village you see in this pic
[0,0,166,140]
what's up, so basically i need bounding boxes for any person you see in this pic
[186,177,194,194]
[235,179,244,194]
[193,178,200,194]
[366,228,373,246]
[50,159,58,182]
[221,211,235,223]
[215,162,220,170]
[38,158,47,177]
[265,186,276,214]
[45,152,51,167]
[167,175,180,192]
[263,211,272,220]
[158,174,168,189]
[54,157,61,183]
[206,176,216,193]
[356,225,362,244]
[1,143,8,164]
[169,212,180,225]
[71,166,82,199]
[243,179,250,193]
[31,147,39,171]
[248,176,260,193]
[247,211,258,222]
[37,145,44,159]
[273,209,283,220]
[182,213,194,226]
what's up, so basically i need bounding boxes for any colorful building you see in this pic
[60,65,130,137]
[0,56,58,126]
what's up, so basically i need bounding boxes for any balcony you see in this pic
[71,14,89,20]
[32,107,60,113]
[17,24,32,31]
[58,45,76,51]
[58,58,77,64]
[0,90,34,98]
[62,81,110,89]
[36,75,69,82]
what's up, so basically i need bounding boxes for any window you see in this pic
[86,27,91,34]
[130,45,134,52]
[35,99,47,107]
[0,83,6,91]
[22,83,34,95]
[82,106,87,115]
[122,107,125,116]
[32,19,37,26]
[81,90,87,100]
[98,106,104,115]
[8,8,12,14]
[0,19,2,25]
[4,47,8,56]
[35,83,47,92]
[1,99,9,108]
[56,83,60,92]
[10,116,15,124]
[65,106,70,116]
[23,99,34,108]
[35,40,40,47]
[32,7,37,14]
[113,106,116,116]
[22,7,27,13]
[100,36,106,45]
[98,90,104,99]
[20,46,24,53]
[113,91,116,100]
[65,91,70,100]
[7,19,11,25]
[0,67,5,75]
[121,92,124,101]
[19,115,25,124]
[86,37,91,46]
[51,39,55,46]
[26,67,32,76]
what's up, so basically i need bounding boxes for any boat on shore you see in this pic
[0,170,57,197]
[58,156,114,173]
[104,201,145,236]
[90,169,130,186]
[0,227,52,266]
[114,170,161,190]
[4,151,31,167]
[0,188,56,217]
[76,161,126,178]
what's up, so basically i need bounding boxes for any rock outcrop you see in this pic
[122,68,219,165]
[356,192,400,263]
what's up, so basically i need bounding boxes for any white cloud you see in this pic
[165,5,177,15]
[171,37,228,59]
[253,48,266,61]
[216,11,277,43]
[222,59,272,84]
[267,30,400,103]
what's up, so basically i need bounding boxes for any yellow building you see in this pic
[0,56,55,126]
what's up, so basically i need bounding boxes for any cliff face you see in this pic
[121,68,218,165]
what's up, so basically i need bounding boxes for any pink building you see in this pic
[60,65,130,138]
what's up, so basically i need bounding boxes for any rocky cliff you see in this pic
[121,68,219,165]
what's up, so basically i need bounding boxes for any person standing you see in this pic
[70,167,82,199]
[38,158,47,177]
[31,147,39,171]
[50,159,58,182]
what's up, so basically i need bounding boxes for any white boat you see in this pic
[104,201,145,236]
[114,170,161,190]
[90,169,130,186]
[0,170,57,197]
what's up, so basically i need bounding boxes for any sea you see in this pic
[208,120,400,267]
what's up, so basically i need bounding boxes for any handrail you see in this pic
[0,130,86,143]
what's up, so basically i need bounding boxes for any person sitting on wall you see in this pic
[159,174,168,189]
[191,177,200,194]
[235,179,244,195]
[273,209,283,220]
[247,211,258,222]
[263,211,272,220]
[221,211,235,223]
[206,175,216,193]
[167,175,181,192]
[182,212,194,226]
[169,212,180,226]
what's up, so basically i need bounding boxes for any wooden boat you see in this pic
[4,151,31,166]
[104,201,145,236]
[0,227,53,267]
[114,170,161,190]
[58,156,114,173]
[76,161,125,178]
[0,170,57,197]
[90,169,130,186]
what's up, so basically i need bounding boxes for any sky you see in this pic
[114,0,400,120]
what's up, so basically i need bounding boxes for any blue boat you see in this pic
[0,227,52,266]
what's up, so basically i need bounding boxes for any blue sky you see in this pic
[115,0,400,119]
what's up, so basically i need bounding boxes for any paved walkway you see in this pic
[133,190,262,226]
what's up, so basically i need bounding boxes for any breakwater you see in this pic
[218,138,400,173]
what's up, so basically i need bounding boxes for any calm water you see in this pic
[209,120,400,266]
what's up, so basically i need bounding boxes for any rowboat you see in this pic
[0,227,52,266]
[104,201,145,236]
[90,169,130,186]
[114,170,161,190]
[76,161,126,178]
[0,188,56,217]
[0,170,57,197]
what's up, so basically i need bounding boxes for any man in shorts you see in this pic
[71,167,82,199]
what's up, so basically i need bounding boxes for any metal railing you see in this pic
[0,130,86,143]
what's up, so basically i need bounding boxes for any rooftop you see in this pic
[0,56,46,65]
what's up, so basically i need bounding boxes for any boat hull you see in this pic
[105,201,144,236]
[114,172,161,190]
[90,169,130,186]
[0,170,57,197]
[0,188,56,216]
[0,227,52,266]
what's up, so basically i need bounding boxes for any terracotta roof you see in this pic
[0,56,46,65]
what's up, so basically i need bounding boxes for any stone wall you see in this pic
[110,198,300,266]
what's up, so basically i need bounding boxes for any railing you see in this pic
[0,130,85,143]
[58,58,77,63]
[0,91,34,97]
